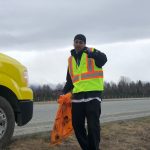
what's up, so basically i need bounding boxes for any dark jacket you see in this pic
[63,47,107,100]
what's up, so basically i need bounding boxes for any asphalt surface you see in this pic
[14,98,150,137]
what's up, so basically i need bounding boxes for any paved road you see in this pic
[14,98,150,136]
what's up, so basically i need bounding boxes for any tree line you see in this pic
[30,76,150,102]
[103,76,150,99]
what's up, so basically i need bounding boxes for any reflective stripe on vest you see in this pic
[87,48,94,72]
[72,75,79,83]
[81,71,103,80]
[68,56,79,83]
[68,48,103,83]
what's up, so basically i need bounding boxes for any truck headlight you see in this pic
[23,69,29,86]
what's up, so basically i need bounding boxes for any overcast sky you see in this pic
[1,0,150,85]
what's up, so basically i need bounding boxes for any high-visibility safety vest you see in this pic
[68,48,104,93]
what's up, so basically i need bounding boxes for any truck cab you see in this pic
[0,53,33,148]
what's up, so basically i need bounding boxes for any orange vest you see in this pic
[68,48,104,93]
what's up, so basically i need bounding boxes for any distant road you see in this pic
[14,98,150,137]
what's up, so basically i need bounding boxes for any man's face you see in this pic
[73,39,85,51]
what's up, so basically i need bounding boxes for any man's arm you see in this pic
[62,68,74,94]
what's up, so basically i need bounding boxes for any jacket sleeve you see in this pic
[62,67,74,94]
[88,48,107,68]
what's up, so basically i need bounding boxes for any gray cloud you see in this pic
[0,0,150,51]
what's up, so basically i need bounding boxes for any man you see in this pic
[63,34,107,150]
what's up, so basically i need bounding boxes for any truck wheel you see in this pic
[0,96,15,148]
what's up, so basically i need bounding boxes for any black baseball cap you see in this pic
[74,34,86,44]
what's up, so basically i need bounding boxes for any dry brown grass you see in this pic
[5,116,150,150]
[101,117,150,150]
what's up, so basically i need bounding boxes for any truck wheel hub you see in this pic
[0,108,7,139]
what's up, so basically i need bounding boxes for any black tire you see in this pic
[0,96,15,148]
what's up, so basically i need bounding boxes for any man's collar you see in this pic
[70,47,87,56]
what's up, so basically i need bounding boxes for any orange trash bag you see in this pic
[50,93,73,146]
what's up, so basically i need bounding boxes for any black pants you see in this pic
[72,99,101,150]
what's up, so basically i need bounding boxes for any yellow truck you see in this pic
[0,53,33,148]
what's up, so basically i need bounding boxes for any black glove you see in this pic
[84,48,94,58]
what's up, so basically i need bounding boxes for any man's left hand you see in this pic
[84,48,94,58]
